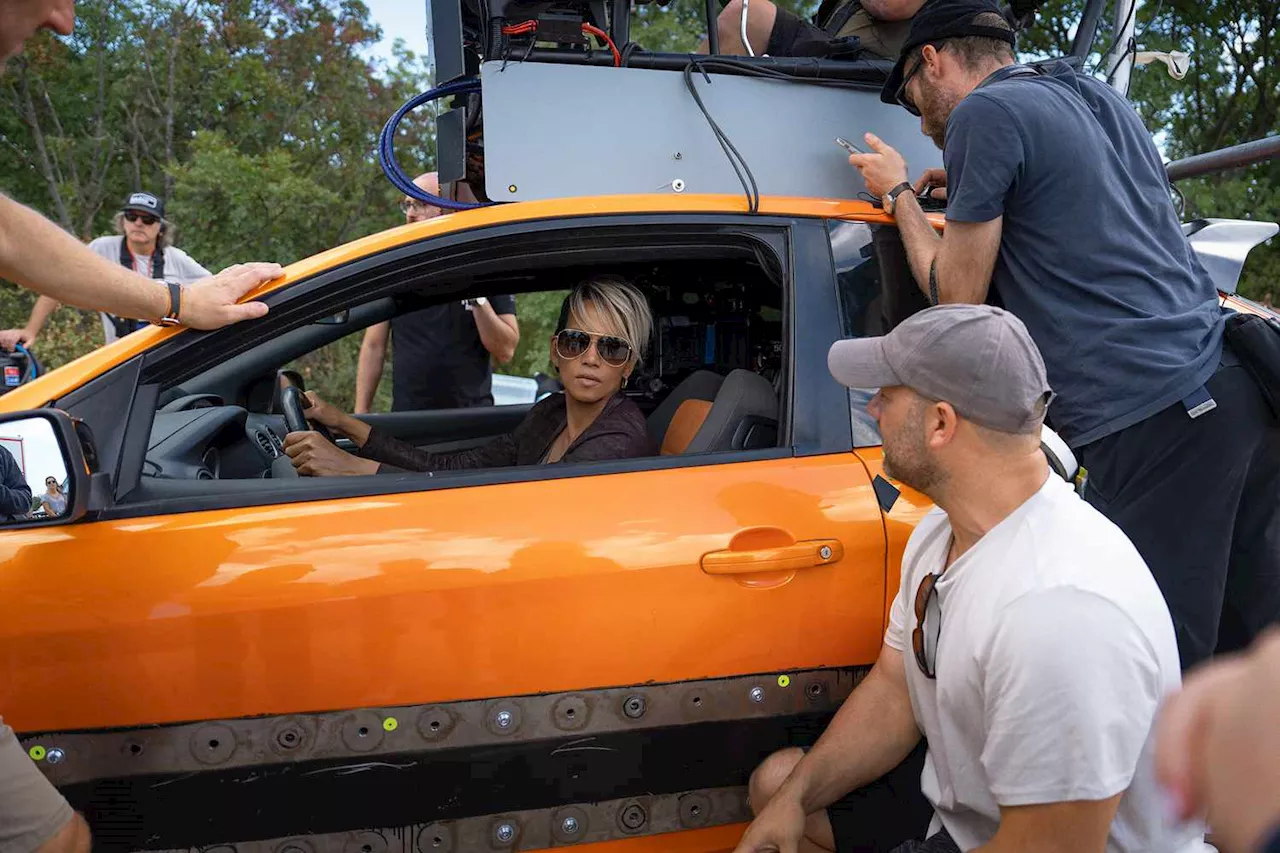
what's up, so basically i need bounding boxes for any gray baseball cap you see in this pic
[828,304,1053,434]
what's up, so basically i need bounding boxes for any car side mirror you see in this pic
[0,409,97,528]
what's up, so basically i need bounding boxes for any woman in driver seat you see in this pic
[283,276,653,476]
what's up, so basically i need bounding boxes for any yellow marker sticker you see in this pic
[28,746,46,761]
[383,717,399,732]
[777,675,791,688]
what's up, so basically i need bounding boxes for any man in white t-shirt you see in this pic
[0,192,212,348]
[734,304,1208,853]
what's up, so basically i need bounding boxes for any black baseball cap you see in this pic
[121,191,164,219]
[880,0,1017,105]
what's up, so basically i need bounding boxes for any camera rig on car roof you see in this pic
[384,0,1116,210]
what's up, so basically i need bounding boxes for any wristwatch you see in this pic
[463,296,489,310]
[154,282,183,327]
[882,182,914,215]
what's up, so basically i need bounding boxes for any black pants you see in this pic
[1078,355,1280,669]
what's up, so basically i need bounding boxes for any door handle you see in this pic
[701,539,844,575]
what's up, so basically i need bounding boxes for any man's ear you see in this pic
[927,400,960,449]
[921,43,945,77]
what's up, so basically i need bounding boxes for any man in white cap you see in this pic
[735,305,1205,853]
[1,192,216,350]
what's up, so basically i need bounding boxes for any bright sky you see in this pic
[0,417,69,495]
[362,0,431,66]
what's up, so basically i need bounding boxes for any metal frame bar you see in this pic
[705,0,720,54]
[1165,136,1280,183]
[1069,0,1109,61]
[1101,0,1138,95]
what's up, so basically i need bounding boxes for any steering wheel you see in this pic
[280,386,334,443]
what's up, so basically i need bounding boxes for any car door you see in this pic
[0,215,889,853]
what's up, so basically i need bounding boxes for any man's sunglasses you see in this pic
[123,211,159,226]
[895,43,945,117]
[912,570,942,678]
[554,329,633,367]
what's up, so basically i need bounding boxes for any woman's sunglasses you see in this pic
[554,329,633,367]
[124,211,160,226]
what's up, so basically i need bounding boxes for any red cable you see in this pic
[582,23,621,67]
[501,19,620,67]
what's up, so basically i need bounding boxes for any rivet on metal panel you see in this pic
[271,719,311,756]
[552,695,590,731]
[679,793,712,828]
[552,806,588,844]
[27,746,45,762]
[682,688,716,718]
[492,820,518,848]
[190,724,237,766]
[806,681,827,701]
[343,831,388,853]
[749,686,765,703]
[341,711,387,752]
[508,185,518,194]
[486,703,522,736]
[415,823,454,853]
[123,740,145,758]
[417,707,457,742]
[618,803,648,833]
[674,152,683,160]
[778,674,791,688]
[275,841,314,853]
[383,717,399,732]
[672,179,686,193]
[45,748,64,765]
[622,693,647,720]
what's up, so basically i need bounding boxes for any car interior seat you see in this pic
[648,369,779,455]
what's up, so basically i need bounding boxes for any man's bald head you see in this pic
[402,172,442,223]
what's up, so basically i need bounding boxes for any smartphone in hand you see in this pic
[835,136,867,155]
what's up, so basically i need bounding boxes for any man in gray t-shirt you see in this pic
[847,0,1278,669]
[0,192,211,349]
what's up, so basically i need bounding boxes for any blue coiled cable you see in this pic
[13,343,37,380]
[378,78,490,211]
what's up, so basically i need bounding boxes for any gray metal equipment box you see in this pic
[480,61,943,204]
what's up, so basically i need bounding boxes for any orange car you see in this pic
[0,195,1268,853]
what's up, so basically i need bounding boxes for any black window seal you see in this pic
[100,446,796,521]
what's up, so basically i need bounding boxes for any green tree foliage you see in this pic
[0,0,437,404]
[1021,0,1278,301]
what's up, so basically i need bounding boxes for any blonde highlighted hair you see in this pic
[556,275,654,366]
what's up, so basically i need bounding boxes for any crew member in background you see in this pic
[0,445,31,522]
[354,173,520,413]
[710,0,923,60]
[846,0,1280,670]
[1,192,212,350]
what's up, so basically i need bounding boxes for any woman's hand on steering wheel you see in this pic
[282,431,380,477]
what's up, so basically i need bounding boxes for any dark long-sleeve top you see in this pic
[0,446,32,520]
[357,392,651,474]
